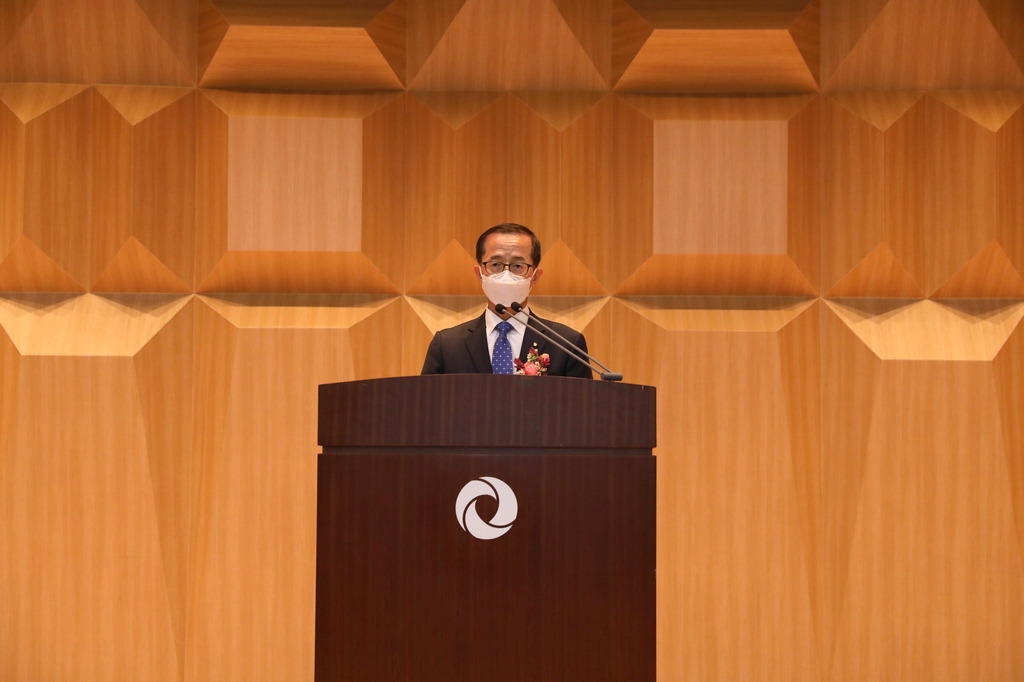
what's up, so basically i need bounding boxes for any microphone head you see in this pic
[510,302,523,312]
[494,304,507,314]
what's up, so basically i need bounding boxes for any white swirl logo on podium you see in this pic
[456,477,518,540]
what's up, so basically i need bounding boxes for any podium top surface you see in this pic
[319,375,656,451]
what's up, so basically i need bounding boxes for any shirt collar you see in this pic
[485,306,529,335]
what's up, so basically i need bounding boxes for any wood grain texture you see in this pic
[405,240,481,295]
[198,294,396,329]
[93,85,193,126]
[511,90,605,131]
[618,296,815,332]
[529,241,607,296]
[186,297,402,682]
[0,0,194,85]
[551,0,612,84]
[365,0,407,85]
[827,245,924,299]
[621,92,816,120]
[931,240,1024,299]
[931,89,1024,133]
[993,319,1024,581]
[404,98,456,290]
[607,301,820,681]
[195,93,228,291]
[978,0,1024,74]
[197,252,398,294]
[453,96,508,254]
[788,97,820,291]
[653,119,789,255]
[826,298,1024,361]
[826,0,1024,90]
[507,96,560,253]
[826,90,924,131]
[819,0,889,84]
[611,0,653,85]
[210,0,395,26]
[829,361,1024,682]
[997,106,1024,277]
[617,254,817,296]
[0,102,24,261]
[361,94,406,292]
[201,25,403,90]
[0,237,84,293]
[406,0,467,81]
[625,0,813,29]
[201,89,398,119]
[0,83,90,123]
[885,95,997,296]
[788,0,820,85]
[616,29,819,92]
[91,237,192,293]
[562,96,652,293]
[409,0,609,90]
[227,115,362,253]
[0,293,189,356]
[0,356,180,681]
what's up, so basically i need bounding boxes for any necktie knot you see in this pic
[497,320,513,337]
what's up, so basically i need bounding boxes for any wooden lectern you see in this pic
[316,375,656,681]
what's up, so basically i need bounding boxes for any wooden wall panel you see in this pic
[186,297,401,682]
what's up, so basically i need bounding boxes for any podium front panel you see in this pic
[315,450,655,682]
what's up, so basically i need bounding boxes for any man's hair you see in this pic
[475,223,542,266]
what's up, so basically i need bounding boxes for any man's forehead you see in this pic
[482,234,532,259]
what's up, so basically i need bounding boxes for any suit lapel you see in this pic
[464,313,492,373]
[519,318,549,363]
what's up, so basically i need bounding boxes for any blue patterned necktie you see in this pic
[492,320,514,374]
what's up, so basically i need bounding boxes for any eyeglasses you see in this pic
[480,261,534,277]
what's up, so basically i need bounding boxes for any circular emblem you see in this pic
[455,476,518,540]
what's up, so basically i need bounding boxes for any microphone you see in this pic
[495,303,623,382]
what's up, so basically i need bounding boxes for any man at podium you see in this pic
[421,223,593,378]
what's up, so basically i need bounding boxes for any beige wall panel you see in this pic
[562,96,652,293]
[508,96,560,250]
[195,94,229,288]
[615,29,818,93]
[653,119,789,255]
[201,26,403,91]
[885,95,997,296]
[453,96,508,253]
[821,97,888,295]
[130,90,196,289]
[0,0,193,85]
[0,357,180,681]
[829,361,1024,681]
[826,0,1024,90]
[997,106,1024,277]
[186,297,402,682]
[993,320,1024,569]
[408,0,609,91]
[227,115,362,253]
[404,97,456,290]
[819,304,882,679]
[362,95,406,291]
[607,300,820,681]
[787,98,820,289]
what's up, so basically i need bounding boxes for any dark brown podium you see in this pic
[316,375,656,681]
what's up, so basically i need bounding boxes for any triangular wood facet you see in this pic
[133,0,198,80]
[407,0,469,82]
[407,240,482,295]
[0,0,194,86]
[198,0,230,81]
[511,91,605,131]
[788,0,820,85]
[366,0,407,86]
[409,0,608,90]
[91,237,191,293]
[530,241,608,296]
[404,295,483,334]
[827,91,924,131]
[0,83,90,123]
[410,91,505,129]
[820,0,890,84]
[94,85,193,125]
[827,0,1024,89]
[977,0,1024,74]
[931,241,1024,299]
[551,0,613,85]
[0,236,85,292]
[611,0,652,86]
[0,0,41,54]
[827,243,924,298]
[932,90,1024,133]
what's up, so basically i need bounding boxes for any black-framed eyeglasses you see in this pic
[480,261,534,277]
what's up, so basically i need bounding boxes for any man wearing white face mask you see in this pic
[421,223,593,378]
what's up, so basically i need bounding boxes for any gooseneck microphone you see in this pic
[495,303,623,382]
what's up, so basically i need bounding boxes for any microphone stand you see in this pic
[495,303,623,382]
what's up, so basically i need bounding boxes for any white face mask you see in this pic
[480,269,533,308]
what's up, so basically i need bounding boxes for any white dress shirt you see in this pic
[484,306,530,364]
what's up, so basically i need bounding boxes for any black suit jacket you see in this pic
[420,312,593,379]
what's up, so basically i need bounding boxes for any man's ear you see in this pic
[532,267,543,286]
[474,264,482,281]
